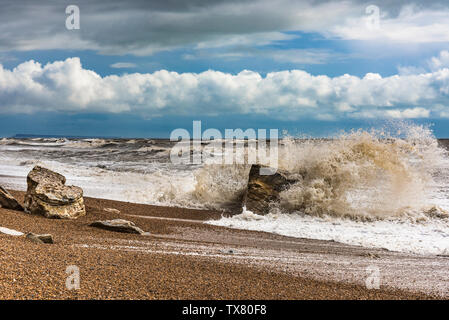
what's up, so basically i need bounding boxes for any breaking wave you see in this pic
[194,123,449,221]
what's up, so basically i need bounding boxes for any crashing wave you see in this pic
[193,123,449,220]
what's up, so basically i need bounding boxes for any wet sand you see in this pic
[0,190,447,300]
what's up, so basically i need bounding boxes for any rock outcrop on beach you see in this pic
[0,186,24,211]
[244,164,294,215]
[24,166,86,219]
[90,219,147,234]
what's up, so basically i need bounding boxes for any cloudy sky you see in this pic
[1,0,449,137]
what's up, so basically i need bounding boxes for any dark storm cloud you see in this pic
[0,0,449,56]
[0,0,300,55]
[0,0,444,56]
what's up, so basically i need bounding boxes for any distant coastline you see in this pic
[10,133,121,139]
[5,134,449,142]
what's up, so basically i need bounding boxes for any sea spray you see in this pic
[193,164,251,210]
[277,126,444,220]
[194,122,448,220]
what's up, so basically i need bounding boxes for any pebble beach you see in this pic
[0,191,446,300]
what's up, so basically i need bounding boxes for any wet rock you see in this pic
[89,219,146,234]
[24,166,86,219]
[243,164,294,215]
[0,186,24,211]
[25,232,54,244]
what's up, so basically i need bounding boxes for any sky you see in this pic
[1,0,449,137]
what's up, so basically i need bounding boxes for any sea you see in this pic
[1,123,448,256]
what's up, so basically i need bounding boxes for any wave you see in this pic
[5,122,444,221]
[62,139,112,149]
[0,137,69,147]
[197,122,449,255]
[192,123,449,220]
[2,123,448,221]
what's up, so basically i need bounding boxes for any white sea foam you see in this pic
[63,139,110,149]
[207,207,449,255]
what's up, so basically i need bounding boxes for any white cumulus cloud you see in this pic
[0,57,449,120]
[429,51,449,70]
[385,107,430,119]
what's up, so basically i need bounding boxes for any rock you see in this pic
[0,186,24,211]
[243,164,294,215]
[25,232,54,244]
[89,219,146,235]
[24,166,86,219]
[104,208,121,214]
[26,166,66,193]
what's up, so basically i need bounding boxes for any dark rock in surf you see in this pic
[0,186,24,211]
[243,164,294,215]
[24,166,86,219]
[89,219,147,235]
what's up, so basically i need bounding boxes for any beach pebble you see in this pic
[89,219,146,235]
[25,232,54,244]
[104,208,121,214]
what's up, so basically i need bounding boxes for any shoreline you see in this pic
[0,190,447,299]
